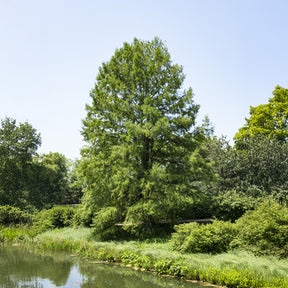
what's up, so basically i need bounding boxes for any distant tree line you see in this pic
[0,117,82,209]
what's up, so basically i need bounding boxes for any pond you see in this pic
[0,246,213,288]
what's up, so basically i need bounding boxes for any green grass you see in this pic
[2,226,288,287]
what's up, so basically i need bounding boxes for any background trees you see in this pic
[205,86,288,221]
[0,117,79,209]
[26,152,70,209]
[0,117,41,207]
[79,38,214,238]
[234,85,288,148]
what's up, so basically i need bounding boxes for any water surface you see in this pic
[0,246,212,288]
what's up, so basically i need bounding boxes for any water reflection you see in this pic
[0,246,210,288]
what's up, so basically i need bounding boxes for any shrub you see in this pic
[0,205,32,225]
[233,199,288,258]
[213,190,258,222]
[33,206,76,232]
[155,259,173,274]
[170,220,237,254]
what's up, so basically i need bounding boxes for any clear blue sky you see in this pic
[1,0,288,159]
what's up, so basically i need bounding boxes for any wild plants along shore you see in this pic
[1,224,288,288]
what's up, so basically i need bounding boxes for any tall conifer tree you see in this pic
[80,38,213,238]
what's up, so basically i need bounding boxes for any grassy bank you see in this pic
[2,226,288,288]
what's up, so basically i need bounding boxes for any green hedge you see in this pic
[0,205,32,225]
[33,206,77,233]
[233,200,288,258]
[170,220,237,254]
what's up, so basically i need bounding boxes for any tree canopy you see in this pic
[234,85,288,148]
[0,117,41,206]
[79,38,214,238]
[0,117,77,209]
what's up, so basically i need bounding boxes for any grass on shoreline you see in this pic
[1,226,288,288]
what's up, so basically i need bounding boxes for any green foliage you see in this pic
[0,205,32,225]
[33,206,77,233]
[0,117,73,209]
[91,207,122,241]
[0,225,28,242]
[26,152,71,209]
[64,160,83,205]
[79,37,214,239]
[213,190,258,222]
[154,259,173,274]
[0,117,41,207]
[207,136,288,199]
[122,201,162,239]
[170,220,237,254]
[233,200,288,258]
[235,85,288,147]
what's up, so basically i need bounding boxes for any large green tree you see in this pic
[234,85,288,148]
[0,117,41,206]
[79,38,214,237]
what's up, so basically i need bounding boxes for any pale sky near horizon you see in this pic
[1,0,288,159]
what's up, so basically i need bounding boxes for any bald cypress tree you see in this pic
[79,38,214,239]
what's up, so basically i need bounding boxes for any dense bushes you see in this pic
[170,220,237,254]
[213,190,258,222]
[0,205,81,241]
[170,200,288,259]
[233,200,288,258]
[0,205,32,225]
[32,206,78,234]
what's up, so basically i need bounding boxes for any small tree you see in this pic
[80,38,214,238]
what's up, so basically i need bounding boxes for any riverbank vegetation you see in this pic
[2,38,288,287]
[1,224,288,288]
[1,203,288,287]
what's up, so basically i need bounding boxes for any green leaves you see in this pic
[80,38,213,239]
[0,118,41,207]
[170,220,237,254]
[0,117,41,163]
[234,85,288,147]
[234,200,288,258]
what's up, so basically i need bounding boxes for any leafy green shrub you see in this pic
[213,190,258,222]
[48,206,76,228]
[0,205,32,225]
[170,220,237,254]
[233,200,288,258]
[72,207,84,227]
[155,259,173,274]
[135,255,153,270]
[0,226,28,242]
[120,251,139,266]
[33,206,76,233]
